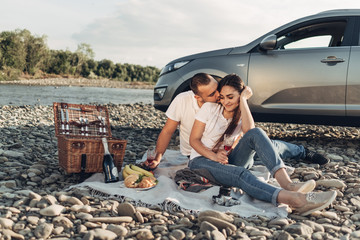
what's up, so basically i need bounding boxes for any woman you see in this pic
[189,74,336,216]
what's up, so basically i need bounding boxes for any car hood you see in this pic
[167,47,234,64]
[166,44,253,66]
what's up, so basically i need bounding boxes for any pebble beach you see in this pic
[1,79,360,239]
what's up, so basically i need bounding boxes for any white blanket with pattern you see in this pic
[70,150,288,218]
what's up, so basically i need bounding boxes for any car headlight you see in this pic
[154,87,167,100]
[160,61,190,76]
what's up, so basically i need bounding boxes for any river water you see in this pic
[0,85,154,106]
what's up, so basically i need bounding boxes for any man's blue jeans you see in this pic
[233,137,305,170]
[264,138,305,163]
[188,128,285,205]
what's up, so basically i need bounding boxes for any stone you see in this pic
[52,216,74,228]
[1,189,15,196]
[27,168,42,175]
[135,211,144,223]
[153,225,168,233]
[200,221,218,233]
[274,231,294,240]
[322,223,341,231]
[250,229,271,237]
[107,224,128,237]
[70,204,91,213]
[75,212,93,220]
[269,218,289,227]
[350,198,360,208]
[136,229,154,240]
[322,211,338,219]
[58,194,83,205]
[34,223,54,239]
[303,172,318,180]
[53,226,64,235]
[334,205,350,212]
[88,216,133,223]
[3,150,24,158]
[78,224,87,234]
[0,217,14,229]
[198,210,234,223]
[43,195,57,205]
[235,231,251,240]
[15,189,34,196]
[178,217,194,228]
[170,229,186,240]
[83,228,117,240]
[312,232,324,240]
[351,231,360,238]
[27,216,39,225]
[284,223,313,237]
[84,221,101,228]
[28,191,42,200]
[327,154,343,161]
[341,226,352,234]
[7,207,20,214]
[13,221,26,231]
[118,202,137,218]
[39,204,64,216]
[211,230,226,240]
[351,213,360,221]
[303,220,324,232]
[135,207,162,215]
[316,179,346,188]
[2,229,25,240]
[198,216,236,231]
[0,180,16,188]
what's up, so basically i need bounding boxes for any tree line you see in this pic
[0,29,160,82]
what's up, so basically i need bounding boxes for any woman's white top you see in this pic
[190,102,242,160]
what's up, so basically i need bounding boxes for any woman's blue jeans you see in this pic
[188,128,284,205]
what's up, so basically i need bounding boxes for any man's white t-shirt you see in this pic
[166,90,200,156]
[190,102,242,160]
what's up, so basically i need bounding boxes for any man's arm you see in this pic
[190,119,228,164]
[146,118,179,168]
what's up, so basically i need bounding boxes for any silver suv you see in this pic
[154,9,360,126]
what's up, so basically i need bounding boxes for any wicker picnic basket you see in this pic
[53,102,127,174]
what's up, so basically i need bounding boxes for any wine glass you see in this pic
[223,134,235,154]
[146,147,157,164]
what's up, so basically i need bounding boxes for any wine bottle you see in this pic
[60,109,65,134]
[102,137,119,183]
[85,118,89,136]
[65,109,70,135]
[80,117,85,136]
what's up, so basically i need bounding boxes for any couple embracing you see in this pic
[142,73,336,216]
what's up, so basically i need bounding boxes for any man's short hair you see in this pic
[190,73,213,95]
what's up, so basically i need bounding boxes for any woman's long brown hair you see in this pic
[212,74,245,151]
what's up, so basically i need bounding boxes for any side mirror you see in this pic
[259,34,277,51]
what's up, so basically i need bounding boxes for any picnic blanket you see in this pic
[70,150,289,218]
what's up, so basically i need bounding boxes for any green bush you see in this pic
[0,66,22,81]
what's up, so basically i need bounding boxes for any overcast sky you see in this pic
[1,0,359,68]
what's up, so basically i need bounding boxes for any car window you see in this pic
[281,35,332,49]
[276,21,347,50]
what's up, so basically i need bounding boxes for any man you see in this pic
[144,73,329,169]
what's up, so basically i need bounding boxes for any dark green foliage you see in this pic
[0,29,160,82]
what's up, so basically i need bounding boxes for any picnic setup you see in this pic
[52,102,289,219]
